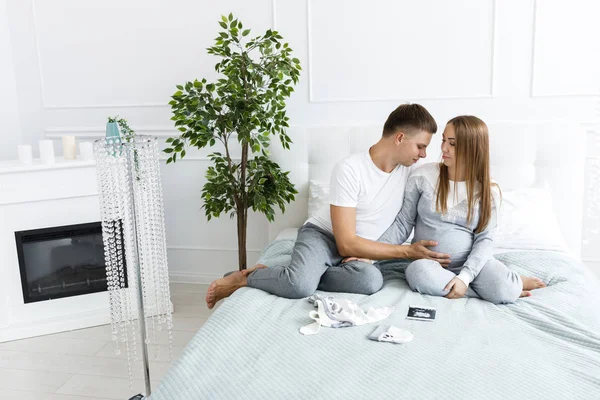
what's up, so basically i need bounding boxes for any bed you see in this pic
[149,123,600,399]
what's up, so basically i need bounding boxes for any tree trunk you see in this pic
[237,140,249,271]
[236,206,247,271]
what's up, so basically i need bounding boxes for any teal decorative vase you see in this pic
[105,121,122,156]
[106,121,121,142]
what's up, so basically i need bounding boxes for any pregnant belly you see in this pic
[413,228,473,264]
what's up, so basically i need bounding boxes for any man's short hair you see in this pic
[382,104,437,136]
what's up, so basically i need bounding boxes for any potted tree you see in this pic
[164,14,301,271]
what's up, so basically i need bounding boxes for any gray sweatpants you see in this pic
[405,258,523,304]
[247,223,384,298]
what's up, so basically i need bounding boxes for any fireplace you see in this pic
[14,222,126,304]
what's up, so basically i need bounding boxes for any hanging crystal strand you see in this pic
[151,138,166,358]
[133,140,153,352]
[142,142,160,359]
[133,138,166,361]
[142,141,161,359]
[122,146,140,385]
[113,147,128,358]
[115,150,126,358]
[150,142,162,359]
[96,139,125,356]
[148,138,174,360]
[109,146,128,384]
[158,147,174,359]
[102,144,132,385]
[110,187,124,355]
[97,142,116,352]
[112,216,125,352]
[128,139,152,396]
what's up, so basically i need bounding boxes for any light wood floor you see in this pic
[0,283,212,400]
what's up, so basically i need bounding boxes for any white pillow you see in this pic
[308,180,330,217]
[495,187,569,252]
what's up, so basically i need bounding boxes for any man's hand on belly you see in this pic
[406,240,451,266]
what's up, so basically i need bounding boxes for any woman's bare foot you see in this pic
[520,290,532,298]
[205,271,248,309]
[521,276,546,291]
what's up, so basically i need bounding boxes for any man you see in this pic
[206,104,450,308]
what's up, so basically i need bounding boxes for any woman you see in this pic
[377,116,545,303]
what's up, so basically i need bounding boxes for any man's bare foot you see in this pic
[521,276,546,291]
[205,271,248,309]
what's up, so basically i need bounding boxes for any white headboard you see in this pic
[268,122,585,257]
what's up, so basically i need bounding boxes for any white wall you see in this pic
[0,0,22,160]
[3,0,600,281]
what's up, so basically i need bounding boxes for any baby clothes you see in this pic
[300,294,394,335]
[368,325,414,344]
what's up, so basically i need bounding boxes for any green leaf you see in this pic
[219,21,227,29]
[228,13,233,21]
[242,29,250,36]
[164,148,174,154]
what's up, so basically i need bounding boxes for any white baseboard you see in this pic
[0,308,110,343]
[166,248,262,284]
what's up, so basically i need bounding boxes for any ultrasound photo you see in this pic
[406,306,437,321]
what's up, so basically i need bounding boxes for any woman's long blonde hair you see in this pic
[436,116,498,233]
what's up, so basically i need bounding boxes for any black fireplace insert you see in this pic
[14,221,126,303]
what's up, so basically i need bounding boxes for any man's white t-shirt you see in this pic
[306,151,412,241]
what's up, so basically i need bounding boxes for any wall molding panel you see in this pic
[530,0,600,97]
[307,0,498,103]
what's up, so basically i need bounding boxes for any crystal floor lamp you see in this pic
[95,136,173,399]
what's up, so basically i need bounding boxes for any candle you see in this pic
[39,140,55,164]
[62,136,76,160]
[79,141,94,161]
[17,145,33,165]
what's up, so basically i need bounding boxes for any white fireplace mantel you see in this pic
[0,157,113,342]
